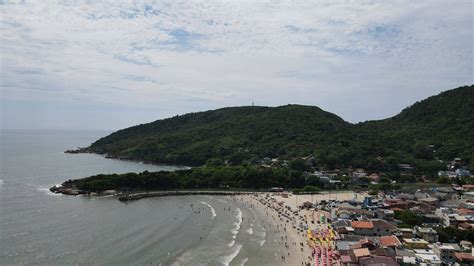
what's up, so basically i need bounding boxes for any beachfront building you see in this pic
[358,256,398,266]
[351,220,397,237]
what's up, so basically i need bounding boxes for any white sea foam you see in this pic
[220,244,243,266]
[255,230,266,238]
[256,228,267,247]
[239,257,249,266]
[231,208,242,239]
[228,240,235,247]
[245,227,253,235]
[200,201,216,219]
[36,185,62,196]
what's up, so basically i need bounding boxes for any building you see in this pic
[454,251,474,266]
[368,173,380,182]
[414,226,439,242]
[460,241,472,251]
[442,213,468,228]
[336,240,359,255]
[363,196,373,207]
[351,221,374,236]
[377,209,395,221]
[397,228,415,238]
[351,220,397,237]
[353,169,367,178]
[403,238,429,249]
[414,249,442,265]
[433,243,461,264]
[464,192,474,201]
[353,247,371,260]
[419,197,440,207]
[399,164,414,174]
[456,168,471,177]
[463,184,474,191]
[359,256,398,265]
[379,235,402,248]
[372,220,398,236]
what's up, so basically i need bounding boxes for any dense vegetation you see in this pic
[394,210,423,228]
[81,85,473,179]
[67,165,297,192]
[436,227,474,243]
[63,158,412,193]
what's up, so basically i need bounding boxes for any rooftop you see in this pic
[404,238,429,244]
[353,248,371,258]
[434,243,461,251]
[379,235,402,247]
[372,220,398,230]
[414,249,435,255]
[336,240,358,251]
[416,227,436,233]
[455,252,474,262]
[359,256,398,266]
[352,221,373,229]
[416,253,441,262]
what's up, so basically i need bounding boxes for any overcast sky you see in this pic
[1,0,472,130]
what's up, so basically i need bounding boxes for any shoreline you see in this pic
[64,149,193,169]
[46,186,364,264]
[241,193,314,265]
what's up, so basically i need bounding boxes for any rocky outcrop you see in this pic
[50,186,86,195]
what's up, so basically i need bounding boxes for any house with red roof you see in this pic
[379,235,402,248]
[455,252,474,264]
[351,220,398,236]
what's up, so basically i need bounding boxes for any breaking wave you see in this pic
[200,201,216,219]
[219,244,243,266]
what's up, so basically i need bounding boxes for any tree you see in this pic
[206,158,225,167]
[290,158,307,172]
[395,210,422,226]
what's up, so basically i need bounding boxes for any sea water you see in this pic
[0,130,287,265]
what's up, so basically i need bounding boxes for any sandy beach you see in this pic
[233,191,367,265]
[234,194,312,265]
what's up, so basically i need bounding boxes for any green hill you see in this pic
[351,85,474,175]
[83,85,474,177]
[88,104,353,166]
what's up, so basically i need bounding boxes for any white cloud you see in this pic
[0,0,472,129]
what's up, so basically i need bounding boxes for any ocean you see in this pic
[0,130,287,265]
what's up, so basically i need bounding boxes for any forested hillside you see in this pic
[80,85,473,177]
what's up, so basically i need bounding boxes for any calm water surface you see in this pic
[0,130,286,265]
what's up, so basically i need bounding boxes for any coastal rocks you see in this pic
[118,191,253,202]
[103,190,117,195]
[64,147,89,154]
[50,186,86,196]
[49,185,253,201]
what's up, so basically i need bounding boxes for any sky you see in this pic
[1,0,472,130]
